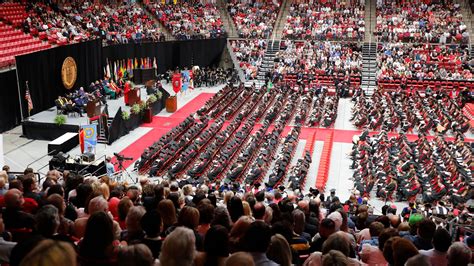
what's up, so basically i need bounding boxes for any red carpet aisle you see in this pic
[117,93,214,169]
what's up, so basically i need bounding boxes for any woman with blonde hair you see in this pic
[267,234,292,266]
[159,226,196,266]
[20,239,76,266]
[242,201,252,216]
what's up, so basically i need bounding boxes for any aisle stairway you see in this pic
[217,0,238,38]
[471,44,474,60]
[272,0,291,40]
[361,42,377,95]
[457,0,473,45]
[226,40,246,82]
[141,3,176,41]
[245,40,280,88]
[364,0,377,42]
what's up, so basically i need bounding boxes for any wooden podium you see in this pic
[86,99,101,118]
[166,96,177,113]
[127,89,141,106]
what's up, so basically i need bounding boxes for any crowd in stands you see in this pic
[351,89,471,134]
[377,43,473,81]
[160,66,235,87]
[270,41,362,84]
[230,39,266,80]
[0,159,474,265]
[350,128,473,206]
[274,41,362,77]
[375,0,469,44]
[227,0,280,39]
[283,0,365,41]
[23,1,164,45]
[147,2,225,40]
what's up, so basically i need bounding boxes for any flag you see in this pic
[113,61,117,81]
[25,89,33,112]
[128,59,132,73]
[106,60,111,79]
[153,57,158,76]
[134,58,138,69]
[141,58,144,69]
[79,128,85,153]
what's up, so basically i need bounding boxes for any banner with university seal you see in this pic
[79,124,97,154]
[61,56,77,90]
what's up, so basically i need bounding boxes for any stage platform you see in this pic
[21,86,162,141]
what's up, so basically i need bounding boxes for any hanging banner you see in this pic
[172,73,182,94]
[79,124,97,154]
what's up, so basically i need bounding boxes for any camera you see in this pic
[309,187,320,197]
[114,152,133,161]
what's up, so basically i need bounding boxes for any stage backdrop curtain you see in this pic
[0,69,21,133]
[15,39,103,116]
[102,38,226,74]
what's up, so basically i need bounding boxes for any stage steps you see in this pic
[245,40,280,88]
[361,42,377,95]
[217,0,238,38]
[364,0,376,42]
[89,117,113,144]
[271,0,291,40]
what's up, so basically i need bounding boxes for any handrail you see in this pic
[77,155,107,176]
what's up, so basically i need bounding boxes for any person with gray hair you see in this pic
[118,243,154,266]
[159,227,196,266]
[74,195,121,239]
[35,205,60,238]
[447,242,471,266]
[121,206,146,243]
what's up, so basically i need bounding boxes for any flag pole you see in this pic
[15,70,24,121]
[26,81,31,118]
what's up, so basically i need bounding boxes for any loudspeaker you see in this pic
[82,152,95,163]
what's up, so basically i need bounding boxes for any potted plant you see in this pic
[127,103,142,130]
[143,96,156,123]
[121,110,130,120]
[54,114,67,126]
[156,90,163,100]
[131,103,141,115]
[148,94,157,104]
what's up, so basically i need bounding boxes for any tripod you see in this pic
[116,159,136,184]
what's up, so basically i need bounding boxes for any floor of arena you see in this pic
[3,84,473,214]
